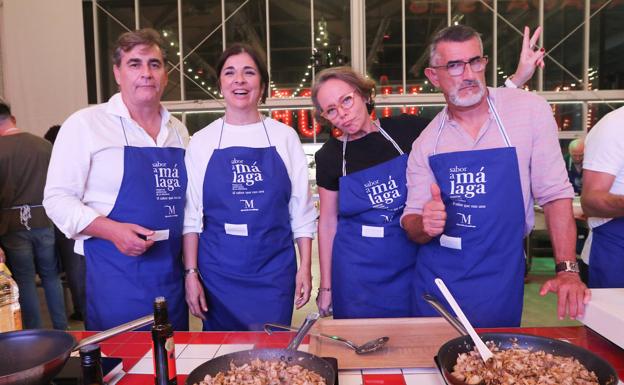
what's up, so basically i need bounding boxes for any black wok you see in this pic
[185,313,335,385]
[0,315,153,385]
[424,294,619,385]
[436,332,618,385]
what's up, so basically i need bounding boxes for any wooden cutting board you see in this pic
[308,317,461,369]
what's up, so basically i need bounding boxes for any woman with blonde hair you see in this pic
[312,67,427,318]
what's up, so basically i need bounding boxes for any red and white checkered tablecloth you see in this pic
[68,326,624,385]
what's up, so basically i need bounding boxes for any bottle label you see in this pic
[152,336,177,384]
[165,336,177,381]
[13,307,22,330]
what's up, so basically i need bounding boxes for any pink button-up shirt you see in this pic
[403,87,573,235]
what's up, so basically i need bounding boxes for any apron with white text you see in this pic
[589,217,624,288]
[413,98,525,327]
[332,124,418,318]
[198,118,296,331]
[84,119,188,330]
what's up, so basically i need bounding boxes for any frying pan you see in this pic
[0,315,154,385]
[424,294,618,385]
[185,313,336,385]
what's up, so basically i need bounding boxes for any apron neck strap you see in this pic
[119,117,129,146]
[170,120,184,146]
[219,115,271,149]
[485,96,512,147]
[433,95,511,155]
[341,121,403,177]
[119,116,179,146]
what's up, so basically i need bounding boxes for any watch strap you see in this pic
[555,261,580,273]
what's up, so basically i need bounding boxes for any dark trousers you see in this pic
[54,226,86,317]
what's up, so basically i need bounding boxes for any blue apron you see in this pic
[412,97,526,327]
[589,217,624,288]
[84,118,188,331]
[198,118,296,331]
[332,123,418,318]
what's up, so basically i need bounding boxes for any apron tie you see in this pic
[4,204,42,231]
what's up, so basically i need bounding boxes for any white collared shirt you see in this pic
[43,93,189,254]
[583,105,624,230]
[183,117,317,239]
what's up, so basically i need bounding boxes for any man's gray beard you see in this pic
[449,81,486,107]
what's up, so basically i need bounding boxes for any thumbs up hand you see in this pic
[422,183,446,237]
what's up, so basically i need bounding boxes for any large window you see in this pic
[85,0,624,140]
[181,0,223,101]
[589,1,624,90]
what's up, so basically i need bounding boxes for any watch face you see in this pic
[556,261,580,273]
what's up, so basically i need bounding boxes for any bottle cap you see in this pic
[153,296,169,324]
[0,263,12,276]
[79,344,101,366]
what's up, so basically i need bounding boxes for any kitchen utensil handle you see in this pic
[287,312,320,350]
[434,278,494,362]
[74,314,154,351]
[265,323,356,348]
[423,294,468,336]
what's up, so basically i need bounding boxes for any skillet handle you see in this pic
[74,314,154,351]
[287,312,320,350]
[423,294,468,336]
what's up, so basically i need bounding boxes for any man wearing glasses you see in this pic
[401,25,589,327]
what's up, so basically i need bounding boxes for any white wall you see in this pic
[0,2,5,100]
[0,0,87,136]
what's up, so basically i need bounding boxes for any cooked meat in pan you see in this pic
[195,358,327,385]
[452,341,599,385]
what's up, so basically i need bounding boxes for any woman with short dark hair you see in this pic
[182,44,316,331]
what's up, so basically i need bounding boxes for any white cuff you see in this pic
[504,77,518,89]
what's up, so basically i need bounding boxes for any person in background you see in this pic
[44,124,86,321]
[581,106,624,288]
[0,101,68,330]
[566,138,584,195]
[312,26,544,319]
[44,28,189,330]
[183,43,316,331]
[401,25,589,327]
[562,137,589,282]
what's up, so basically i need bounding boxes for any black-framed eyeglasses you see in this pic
[431,56,489,77]
[320,90,356,120]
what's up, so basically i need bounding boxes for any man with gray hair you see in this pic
[44,28,190,330]
[566,138,584,194]
[401,25,589,327]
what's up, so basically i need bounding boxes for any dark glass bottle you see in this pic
[79,344,103,385]
[152,296,177,385]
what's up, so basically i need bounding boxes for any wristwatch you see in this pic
[555,261,580,274]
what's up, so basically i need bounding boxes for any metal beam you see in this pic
[350,0,365,74]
